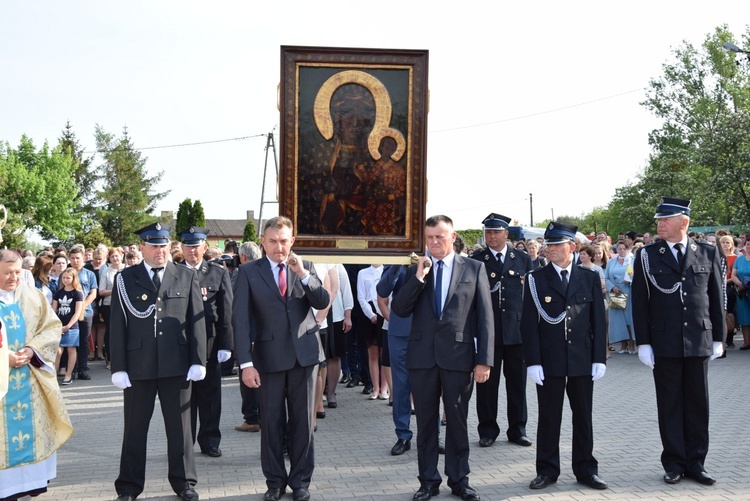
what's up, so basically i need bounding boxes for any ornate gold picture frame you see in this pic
[279,46,428,261]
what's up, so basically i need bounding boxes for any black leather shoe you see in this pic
[201,447,222,457]
[685,470,716,485]
[413,484,439,501]
[663,471,682,484]
[339,374,351,384]
[346,377,360,388]
[478,436,495,447]
[438,442,446,454]
[292,487,311,501]
[115,495,135,501]
[577,474,608,490]
[511,435,532,447]
[77,372,91,380]
[263,488,285,501]
[529,474,556,489]
[327,401,337,408]
[391,438,411,456]
[362,384,373,394]
[451,484,480,501]
[179,488,200,501]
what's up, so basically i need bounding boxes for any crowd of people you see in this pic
[1,196,742,501]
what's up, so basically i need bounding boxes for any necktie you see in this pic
[278,263,287,300]
[560,269,569,293]
[434,260,444,317]
[674,243,684,269]
[497,252,503,264]
[151,267,163,290]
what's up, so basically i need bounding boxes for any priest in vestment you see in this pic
[0,250,73,501]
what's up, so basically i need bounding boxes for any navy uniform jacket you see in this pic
[391,254,494,372]
[521,264,606,377]
[185,260,234,364]
[110,261,207,380]
[632,240,724,357]
[471,244,531,345]
[232,258,329,373]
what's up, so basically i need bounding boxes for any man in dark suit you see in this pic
[232,216,330,501]
[521,221,608,491]
[391,215,493,501]
[178,227,234,459]
[632,197,724,486]
[471,213,532,448]
[110,222,207,501]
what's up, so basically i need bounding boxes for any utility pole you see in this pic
[257,131,279,238]
[529,193,533,226]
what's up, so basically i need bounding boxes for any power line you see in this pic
[431,88,645,133]
[84,133,268,154]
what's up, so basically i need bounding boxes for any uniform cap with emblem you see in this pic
[543,221,578,245]
[482,213,511,230]
[134,222,171,245]
[654,197,691,219]
[178,226,209,246]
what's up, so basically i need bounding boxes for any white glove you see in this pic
[111,371,132,389]
[591,363,606,381]
[217,350,232,363]
[527,365,545,386]
[710,342,724,361]
[638,344,655,369]
[187,365,207,382]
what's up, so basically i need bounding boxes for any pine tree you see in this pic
[95,125,169,245]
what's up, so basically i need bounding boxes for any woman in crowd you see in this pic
[579,244,606,291]
[514,240,526,252]
[52,267,84,385]
[88,245,108,361]
[50,253,68,292]
[32,254,55,304]
[720,235,738,348]
[98,247,126,367]
[592,242,609,270]
[731,236,750,350]
[526,239,546,269]
[605,240,635,354]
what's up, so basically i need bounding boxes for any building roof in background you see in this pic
[205,219,246,238]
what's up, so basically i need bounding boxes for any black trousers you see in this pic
[653,356,710,474]
[259,363,317,491]
[475,343,527,442]
[534,375,598,480]
[191,362,222,450]
[115,376,196,496]
[410,367,474,489]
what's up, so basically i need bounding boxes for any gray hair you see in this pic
[239,241,262,261]
[0,249,22,263]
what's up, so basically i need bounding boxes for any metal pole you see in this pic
[257,132,279,238]
[529,193,533,226]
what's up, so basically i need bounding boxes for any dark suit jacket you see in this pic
[632,240,724,357]
[521,263,606,378]
[391,254,494,372]
[232,257,329,373]
[471,244,531,345]
[184,260,234,363]
[110,261,207,380]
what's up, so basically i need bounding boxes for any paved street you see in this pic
[50,338,750,501]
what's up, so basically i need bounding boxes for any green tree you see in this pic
[0,136,79,247]
[456,229,482,249]
[625,24,750,227]
[243,219,259,243]
[58,121,98,244]
[175,198,206,237]
[95,125,169,245]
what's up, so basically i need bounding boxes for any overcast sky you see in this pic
[1,1,748,231]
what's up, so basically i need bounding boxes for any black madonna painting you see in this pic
[279,46,428,258]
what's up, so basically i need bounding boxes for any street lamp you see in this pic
[722,41,750,64]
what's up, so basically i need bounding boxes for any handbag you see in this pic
[608,292,627,309]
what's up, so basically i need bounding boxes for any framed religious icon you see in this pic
[279,45,428,262]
